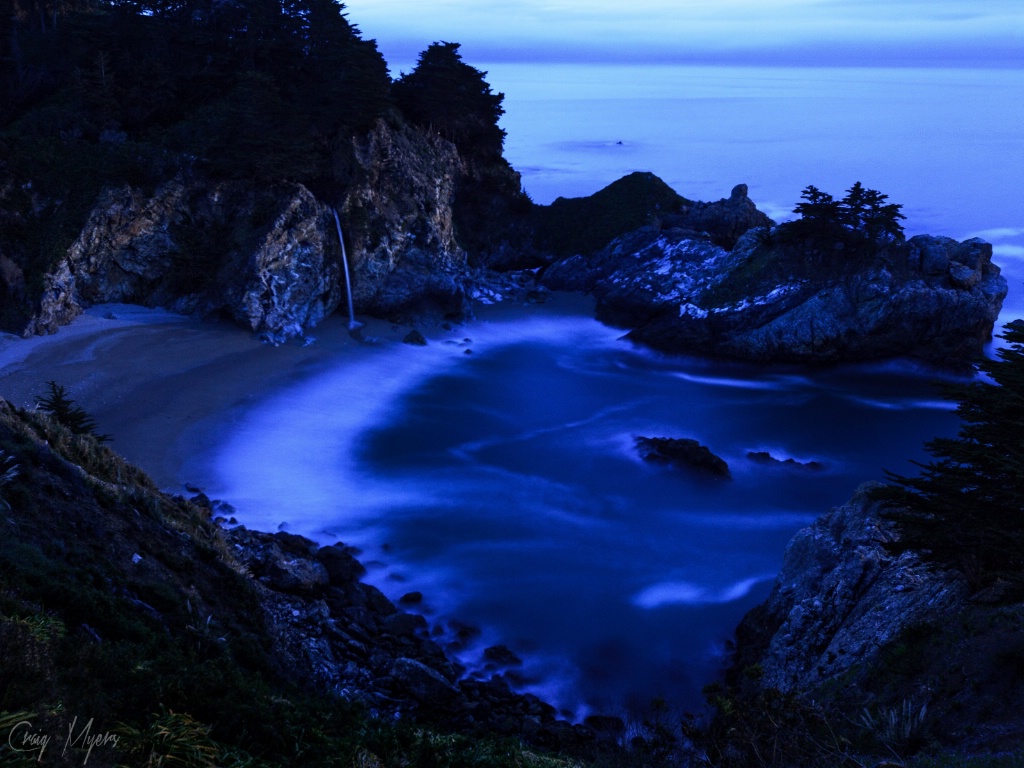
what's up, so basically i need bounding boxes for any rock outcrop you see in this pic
[731,483,1024,752]
[24,177,343,342]
[342,120,470,322]
[733,483,967,694]
[669,183,774,250]
[543,222,1007,366]
[636,436,731,479]
[18,119,502,340]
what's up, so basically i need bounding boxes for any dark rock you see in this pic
[267,557,329,596]
[449,619,481,642]
[535,171,689,257]
[544,224,1006,367]
[666,182,774,249]
[382,612,428,638]
[317,544,367,585]
[402,329,428,346]
[398,591,423,605]
[483,644,522,666]
[747,451,825,471]
[636,436,730,479]
[273,531,318,557]
[357,583,397,617]
[389,657,459,703]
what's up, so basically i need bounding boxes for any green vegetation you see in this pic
[776,182,906,261]
[393,42,506,160]
[34,380,110,442]
[877,320,1024,589]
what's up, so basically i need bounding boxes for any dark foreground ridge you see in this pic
[0,398,651,766]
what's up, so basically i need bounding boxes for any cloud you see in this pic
[347,0,1024,67]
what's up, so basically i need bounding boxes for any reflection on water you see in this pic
[212,314,963,718]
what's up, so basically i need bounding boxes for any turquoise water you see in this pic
[212,64,1022,718]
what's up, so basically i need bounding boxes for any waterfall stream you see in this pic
[332,208,363,331]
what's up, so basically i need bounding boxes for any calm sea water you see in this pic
[212,64,1024,718]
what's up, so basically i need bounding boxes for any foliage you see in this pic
[875,320,1024,587]
[777,182,906,261]
[393,41,506,159]
[860,699,930,759]
[0,452,18,511]
[115,709,219,768]
[685,683,858,768]
[34,381,110,442]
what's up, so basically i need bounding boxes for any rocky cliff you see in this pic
[729,483,1024,753]
[341,119,470,322]
[16,118,526,341]
[543,208,1007,366]
[22,177,343,342]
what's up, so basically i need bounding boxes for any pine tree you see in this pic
[877,320,1024,587]
[393,41,506,158]
[35,381,111,442]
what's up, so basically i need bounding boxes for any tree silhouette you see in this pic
[779,182,905,260]
[393,41,506,158]
[877,320,1024,588]
[35,381,111,442]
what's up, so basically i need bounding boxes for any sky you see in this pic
[345,0,1024,69]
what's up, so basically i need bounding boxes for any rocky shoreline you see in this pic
[11,163,1007,368]
[212,516,593,749]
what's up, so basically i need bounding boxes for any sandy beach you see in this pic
[0,295,596,494]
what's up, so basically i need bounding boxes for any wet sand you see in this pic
[0,295,597,493]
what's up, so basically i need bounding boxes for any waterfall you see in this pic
[332,208,363,332]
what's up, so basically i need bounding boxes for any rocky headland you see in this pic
[541,184,1006,367]
[712,483,1024,761]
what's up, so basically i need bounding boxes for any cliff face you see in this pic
[342,119,469,322]
[732,484,1024,752]
[543,212,1006,366]
[23,177,342,342]
[18,118,515,340]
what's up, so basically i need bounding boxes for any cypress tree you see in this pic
[393,41,506,158]
[877,320,1024,587]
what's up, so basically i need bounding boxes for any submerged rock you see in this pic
[403,329,428,346]
[636,436,731,478]
[747,451,825,471]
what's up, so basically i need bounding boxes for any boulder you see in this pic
[316,544,367,585]
[389,657,459,703]
[636,436,730,478]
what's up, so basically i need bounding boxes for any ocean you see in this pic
[210,63,1024,719]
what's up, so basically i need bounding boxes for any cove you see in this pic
[211,306,962,719]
